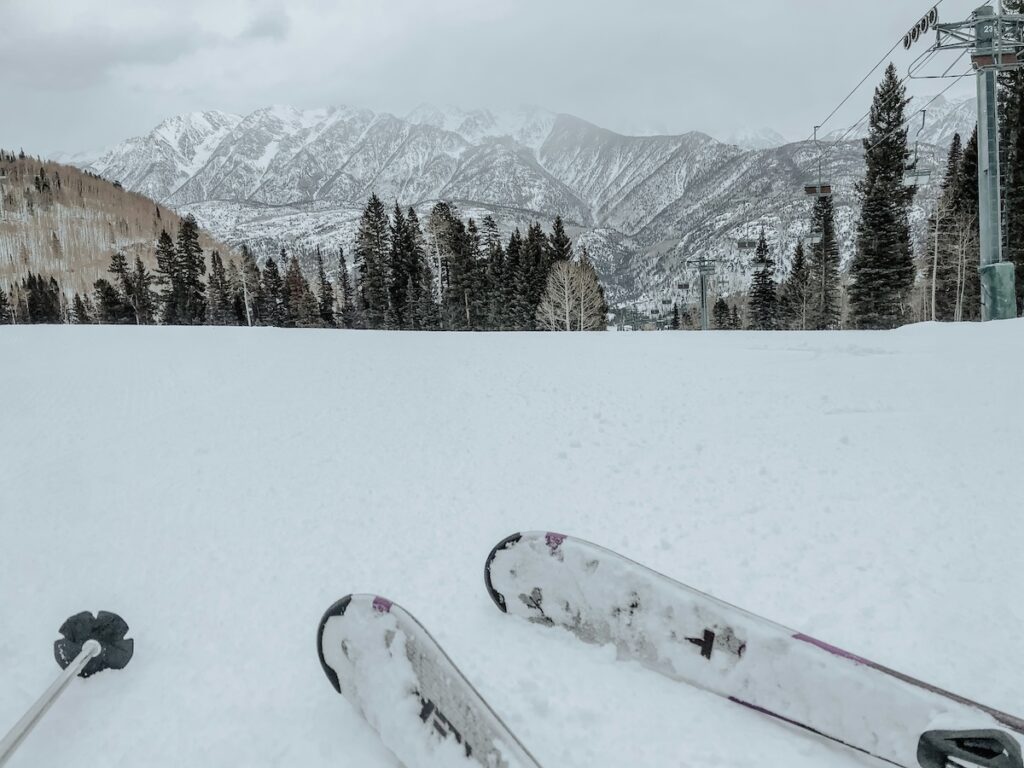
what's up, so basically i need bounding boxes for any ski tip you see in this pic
[317,595,354,694]
[484,533,523,613]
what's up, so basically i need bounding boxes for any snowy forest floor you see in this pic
[1,323,1022,768]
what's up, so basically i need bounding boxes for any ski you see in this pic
[318,595,542,768]
[484,532,1024,768]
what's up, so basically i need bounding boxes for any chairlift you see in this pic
[805,125,833,198]
[661,299,673,306]
[677,282,690,291]
[807,230,823,246]
[804,183,833,198]
[737,239,758,252]
[903,110,933,188]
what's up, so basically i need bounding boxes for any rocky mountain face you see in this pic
[80,96,977,307]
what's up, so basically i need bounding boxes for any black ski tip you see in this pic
[54,610,134,678]
[918,729,1023,768]
[317,595,354,694]
[484,533,523,613]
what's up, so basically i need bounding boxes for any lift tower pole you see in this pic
[686,256,716,330]
[935,4,1022,320]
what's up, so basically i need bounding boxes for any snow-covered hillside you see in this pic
[1,323,1022,768]
[77,97,977,303]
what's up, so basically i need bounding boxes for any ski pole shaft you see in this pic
[0,639,102,767]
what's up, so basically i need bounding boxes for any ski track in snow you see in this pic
[1,323,1022,768]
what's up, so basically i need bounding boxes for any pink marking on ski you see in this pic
[372,597,393,614]
[794,633,871,666]
[545,533,567,553]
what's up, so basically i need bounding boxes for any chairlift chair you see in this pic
[804,125,834,198]
[804,182,833,198]
[661,299,673,306]
[737,239,758,251]
[903,110,933,188]
[903,169,932,187]
[677,282,690,291]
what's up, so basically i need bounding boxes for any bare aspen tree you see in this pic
[576,258,606,331]
[537,261,575,331]
[536,258,606,331]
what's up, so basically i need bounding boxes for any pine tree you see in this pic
[154,229,179,324]
[512,223,551,330]
[850,63,915,329]
[93,279,128,324]
[671,302,680,330]
[71,293,92,324]
[780,242,811,330]
[354,194,391,329]
[729,305,742,330]
[97,254,135,324]
[109,252,131,300]
[282,254,320,328]
[336,247,358,329]
[406,208,440,330]
[929,134,966,321]
[261,256,285,326]
[807,195,841,330]
[315,248,336,328]
[482,215,506,330]
[431,203,486,330]
[500,229,524,330]
[747,229,779,330]
[176,214,207,325]
[388,204,412,329]
[129,257,158,325]
[0,285,11,324]
[548,216,573,262]
[947,127,982,321]
[207,251,233,326]
[713,297,730,329]
[226,261,247,326]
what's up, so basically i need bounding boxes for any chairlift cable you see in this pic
[810,0,947,138]
[862,70,974,157]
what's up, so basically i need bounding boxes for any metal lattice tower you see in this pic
[934,3,1023,320]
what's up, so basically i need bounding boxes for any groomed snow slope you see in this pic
[1,324,1022,768]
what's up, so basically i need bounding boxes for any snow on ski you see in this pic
[484,532,1024,768]
[317,595,542,768]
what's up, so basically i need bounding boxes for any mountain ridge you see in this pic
[77,97,977,305]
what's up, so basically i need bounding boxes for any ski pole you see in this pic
[0,611,133,767]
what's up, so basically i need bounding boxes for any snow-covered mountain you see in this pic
[80,99,977,304]
[720,128,790,151]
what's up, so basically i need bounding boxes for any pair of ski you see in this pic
[317,532,1024,768]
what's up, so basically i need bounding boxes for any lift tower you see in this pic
[934,4,1024,320]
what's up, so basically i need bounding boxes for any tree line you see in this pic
[0,196,608,331]
[738,59,1024,331]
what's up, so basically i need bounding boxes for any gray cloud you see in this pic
[1,0,980,156]
[240,8,291,41]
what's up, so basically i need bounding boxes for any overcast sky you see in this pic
[2,0,981,155]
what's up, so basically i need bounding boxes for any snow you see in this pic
[1,323,1023,768]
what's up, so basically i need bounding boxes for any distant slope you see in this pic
[0,154,233,295]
